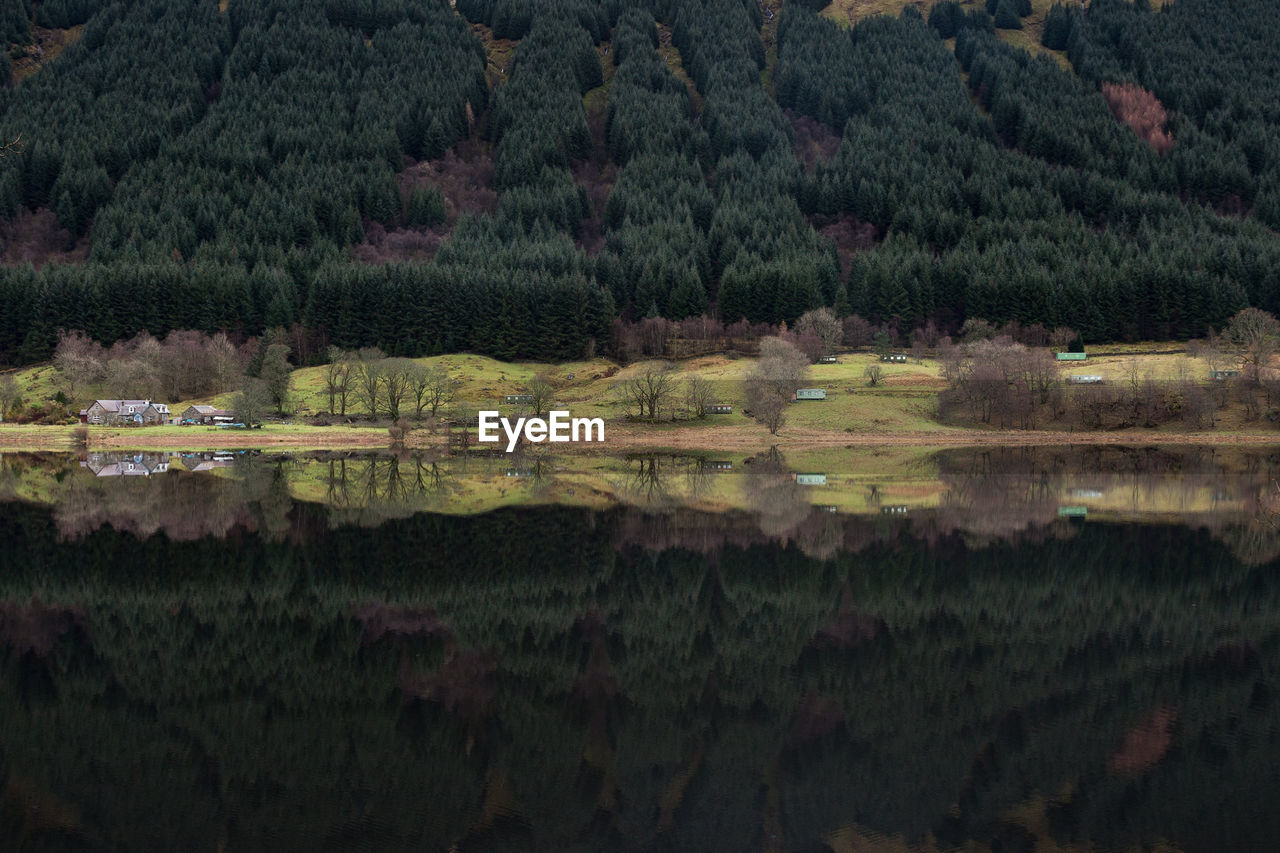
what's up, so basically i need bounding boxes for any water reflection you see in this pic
[0,448,1278,850]
[6,446,1280,562]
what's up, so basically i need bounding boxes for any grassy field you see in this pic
[11,343,1280,453]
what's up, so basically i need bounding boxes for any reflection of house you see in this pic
[704,461,733,471]
[880,505,909,515]
[1069,488,1104,499]
[80,452,173,477]
[182,452,238,472]
[1210,369,1241,381]
[81,400,170,425]
[180,405,234,424]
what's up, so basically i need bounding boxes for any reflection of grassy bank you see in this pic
[6,446,1279,535]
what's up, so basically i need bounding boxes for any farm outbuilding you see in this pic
[708,404,733,414]
[505,394,534,405]
[879,354,907,363]
[794,473,827,486]
[1056,352,1087,361]
[793,388,826,401]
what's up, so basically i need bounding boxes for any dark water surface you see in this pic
[1,448,1278,852]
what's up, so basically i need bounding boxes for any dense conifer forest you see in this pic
[0,0,1278,365]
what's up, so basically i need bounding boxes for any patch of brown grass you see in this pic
[470,21,518,89]
[10,25,84,83]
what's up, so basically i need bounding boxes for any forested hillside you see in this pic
[0,0,1277,366]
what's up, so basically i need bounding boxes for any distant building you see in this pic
[82,399,160,425]
[1056,352,1087,361]
[708,403,733,414]
[879,354,907,363]
[180,405,234,425]
[880,505,909,514]
[142,403,170,424]
[1068,375,1103,384]
[504,394,534,405]
[818,355,838,364]
[704,461,733,470]
[1210,369,1241,381]
[793,388,826,401]
[794,473,827,486]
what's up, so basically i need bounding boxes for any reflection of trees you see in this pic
[618,455,675,507]
[0,502,1278,850]
[320,453,460,527]
[745,447,810,539]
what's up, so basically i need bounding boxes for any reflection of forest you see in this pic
[7,447,1280,562]
[0,496,1277,851]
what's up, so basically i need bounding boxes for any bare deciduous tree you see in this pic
[747,337,808,435]
[526,374,554,418]
[683,375,714,418]
[1226,307,1280,384]
[864,364,884,387]
[410,365,457,419]
[617,362,678,420]
[794,307,842,355]
[354,357,385,418]
[53,331,105,402]
[381,359,416,421]
[324,347,355,415]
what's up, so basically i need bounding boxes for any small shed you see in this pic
[1056,352,1087,361]
[818,355,838,364]
[708,403,733,414]
[1210,369,1241,381]
[794,388,826,401]
[1068,375,1103,384]
[505,394,534,405]
[794,473,827,486]
[879,354,907,363]
[1058,505,1088,517]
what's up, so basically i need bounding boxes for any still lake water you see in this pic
[1,446,1278,852]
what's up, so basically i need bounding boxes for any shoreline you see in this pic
[4,422,1280,452]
